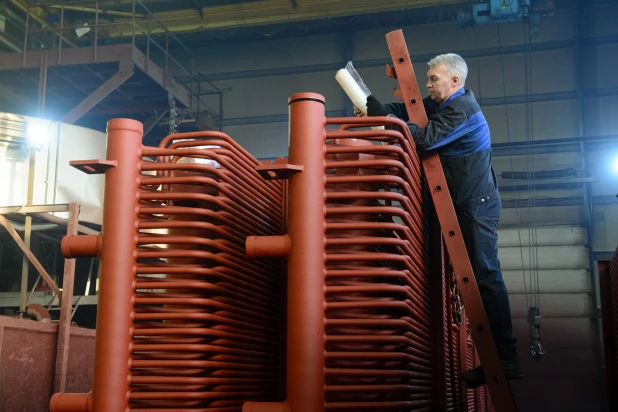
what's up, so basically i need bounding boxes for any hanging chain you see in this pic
[451,266,464,326]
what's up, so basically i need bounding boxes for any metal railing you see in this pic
[20,0,198,104]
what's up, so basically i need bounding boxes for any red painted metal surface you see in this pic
[0,316,94,412]
[322,130,429,410]
[52,108,495,411]
[50,34,503,411]
[599,249,618,412]
[55,118,285,412]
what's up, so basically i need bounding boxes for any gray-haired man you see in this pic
[360,53,523,388]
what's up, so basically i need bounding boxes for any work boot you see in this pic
[462,358,523,389]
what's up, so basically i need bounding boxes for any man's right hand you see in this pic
[353,106,365,117]
[366,95,390,117]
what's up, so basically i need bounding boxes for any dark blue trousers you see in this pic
[455,190,517,361]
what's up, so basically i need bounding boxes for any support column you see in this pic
[54,202,80,393]
[51,119,143,412]
[243,93,327,412]
[285,93,326,412]
[38,53,47,116]
[92,119,142,412]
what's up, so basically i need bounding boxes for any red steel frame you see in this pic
[383,29,518,412]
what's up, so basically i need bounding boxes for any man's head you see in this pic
[426,53,468,105]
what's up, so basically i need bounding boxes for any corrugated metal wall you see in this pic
[190,1,618,410]
[497,225,598,411]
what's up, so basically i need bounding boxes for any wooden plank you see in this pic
[53,202,80,393]
[19,215,31,312]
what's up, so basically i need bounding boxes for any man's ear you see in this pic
[452,76,460,86]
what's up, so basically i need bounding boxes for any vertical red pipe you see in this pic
[287,93,326,412]
[244,94,327,412]
[92,118,143,412]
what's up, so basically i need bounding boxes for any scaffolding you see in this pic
[0,0,222,129]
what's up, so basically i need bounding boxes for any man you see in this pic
[359,53,523,388]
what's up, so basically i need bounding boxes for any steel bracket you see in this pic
[70,159,117,174]
[256,163,303,180]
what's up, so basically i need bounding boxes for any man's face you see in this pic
[426,64,459,104]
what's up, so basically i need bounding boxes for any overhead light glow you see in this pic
[26,121,49,150]
[612,157,618,174]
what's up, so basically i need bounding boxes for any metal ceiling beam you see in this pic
[105,0,465,37]
[60,57,134,124]
[6,79,149,94]
[0,43,135,70]
[0,43,192,108]
[55,4,142,18]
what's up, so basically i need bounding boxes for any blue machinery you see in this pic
[459,0,555,27]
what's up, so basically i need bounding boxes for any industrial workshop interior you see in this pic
[1,0,618,411]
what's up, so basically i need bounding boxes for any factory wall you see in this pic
[189,2,618,411]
